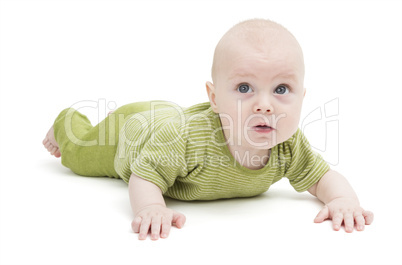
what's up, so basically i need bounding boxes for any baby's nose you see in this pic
[254,107,272,113]
[253,101,274,114]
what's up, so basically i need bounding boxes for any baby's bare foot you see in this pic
[43,126,61,158]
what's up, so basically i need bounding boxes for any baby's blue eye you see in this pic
[274,85,289,95]
[237,84,252,93]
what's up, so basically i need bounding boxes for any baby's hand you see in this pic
[314,197,374,232]
[131,204,186,240]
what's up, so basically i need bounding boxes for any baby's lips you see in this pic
[252,123,275,129]
[246,125,276,131]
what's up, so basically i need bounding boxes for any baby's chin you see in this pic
[244,132,290,150]
[251,142,282,150]
[244,139,277,150]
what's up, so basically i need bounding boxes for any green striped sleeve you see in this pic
[128,119,189,193]
[284,129,330,192]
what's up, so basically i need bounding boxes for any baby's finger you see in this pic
[150,216,162,240]
[314,205,329,223]
[172,211,186,229]
[332,212,343,231]
[160,216,172,238]
[131,217,142,233]
[139,218,151,240]
[343,213,354,233]
[363,210,374,225]
[354,213,365,231]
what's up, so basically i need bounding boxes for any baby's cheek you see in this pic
[275,114,299,137]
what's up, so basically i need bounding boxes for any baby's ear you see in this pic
[303,87,307,97]
[206,81,218,112]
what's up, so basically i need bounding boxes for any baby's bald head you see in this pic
[211,19,304,85]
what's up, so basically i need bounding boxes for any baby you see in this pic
[43,19,373,240]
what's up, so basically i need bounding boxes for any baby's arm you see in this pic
[308,169,374,232]
[129,173,186,240]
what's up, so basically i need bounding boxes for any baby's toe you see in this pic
[50,146,58,155]
[44,141,52,150]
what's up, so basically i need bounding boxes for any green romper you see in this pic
[53,101,330,201]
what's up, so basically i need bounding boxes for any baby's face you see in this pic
[207,30,305,150]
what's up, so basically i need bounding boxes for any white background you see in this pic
[1,1,401,265]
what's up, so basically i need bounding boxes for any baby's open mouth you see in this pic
[253,123,274,129]
[251,123,275,133]
[255,125,272,129]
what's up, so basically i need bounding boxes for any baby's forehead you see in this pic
[218,24,302,64]
[220,32,303,68]
[212,19,304,82]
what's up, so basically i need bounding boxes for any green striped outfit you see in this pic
[54,101,330,201]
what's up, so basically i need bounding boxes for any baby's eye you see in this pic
[274,85,289,95]
[237,84,253,93]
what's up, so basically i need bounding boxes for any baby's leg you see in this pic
[43,101,160,178]
[47,108,121,178]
